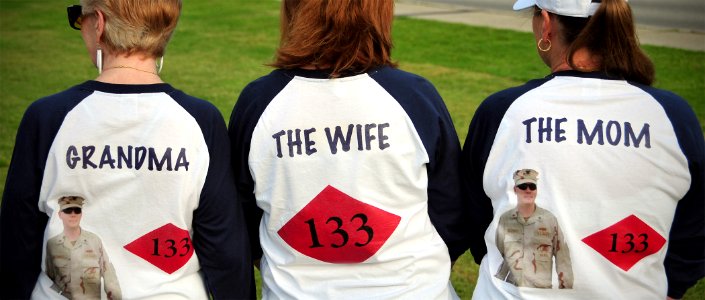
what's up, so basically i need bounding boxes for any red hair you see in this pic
[271,0,397,76]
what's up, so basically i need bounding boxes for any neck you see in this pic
[97,53,163,84]
[64,227,81,241]
[301,63,332,70]
[517,203,536,218]
[550,47,600,73]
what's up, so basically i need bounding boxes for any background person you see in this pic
[45,196,121,299]
[228,0,470,298]
[494,170,572,289]
[462,0,704,299]
[0,1,253,298]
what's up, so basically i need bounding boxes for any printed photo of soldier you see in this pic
[45,196,122,299]
[495,169,573,289]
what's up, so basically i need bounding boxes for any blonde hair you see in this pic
[81,0,182,58]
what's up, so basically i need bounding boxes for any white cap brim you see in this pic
[513,0,537,11]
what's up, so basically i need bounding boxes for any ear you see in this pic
[540,10,553,41]
[94,9,106,43]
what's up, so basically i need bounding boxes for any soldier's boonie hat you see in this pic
[58,196,84,210]
[513,169,539,186]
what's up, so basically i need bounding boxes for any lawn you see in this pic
[1,0,703,298]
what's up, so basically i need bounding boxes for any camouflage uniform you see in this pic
[495,205,573,289]
[46,229,122,299]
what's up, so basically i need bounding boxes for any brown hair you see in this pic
[81,0,182,58]
[556,0,655,85]
[271,0,397,75]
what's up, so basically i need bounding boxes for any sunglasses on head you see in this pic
[517,183,537,191]
[62,207,82,214]
[67,5,84,30]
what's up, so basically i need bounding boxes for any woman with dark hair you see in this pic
[463,0,704,299]
[229,0,468,298]
[0,1,253,298]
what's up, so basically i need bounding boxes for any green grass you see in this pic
[1,1,703,298]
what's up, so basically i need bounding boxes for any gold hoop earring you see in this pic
[538,38,552,52]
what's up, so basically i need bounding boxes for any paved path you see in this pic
[414,0,705,32]
[395,1,705,52]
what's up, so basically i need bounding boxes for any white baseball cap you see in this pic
[513,0,604,18]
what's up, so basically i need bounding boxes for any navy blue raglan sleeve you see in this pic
[228,71,293,262]
[461,80,547,263]
[173,92,255,299]
[371,67,470,261]
[0,87,89,297]
[641,87,705,299]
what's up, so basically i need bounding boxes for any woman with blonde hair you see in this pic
[229,0,469,298]
[0,1,253,298]
[463,0,704,299]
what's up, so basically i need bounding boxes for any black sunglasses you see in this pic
[67,5,84,30]
[517,183,537,191]
[62,207,82,214]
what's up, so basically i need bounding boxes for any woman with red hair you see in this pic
[229,0,469,298]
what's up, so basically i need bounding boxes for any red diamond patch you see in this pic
[278,185,401,263]
[582,214,666,271]
[124,223,194,274]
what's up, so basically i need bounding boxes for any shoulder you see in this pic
[629,83,694,119]
[366,66,448,121]
[244,69,293,87]
[535,206,558,221]
[499,208,517,220]
[80,230,102,242]
[166,88,222,120]
[80,230,106,248]
[164,87,230,143]
[47,234,64,245]
[476,77,551,118]
[369,66,431,82]
[81,229,99,238]
[630,83,698,124]
[368,66,439,96]
[24,82,95,121]
[467,76,553,140]
[234,69,294,115]
[630,83,688,104]
[629,83,703,158]
[239,70,294,100]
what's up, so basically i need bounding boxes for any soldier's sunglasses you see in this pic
[517,183,537,191]
[67,5,84,30]
[62,207,82,214]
